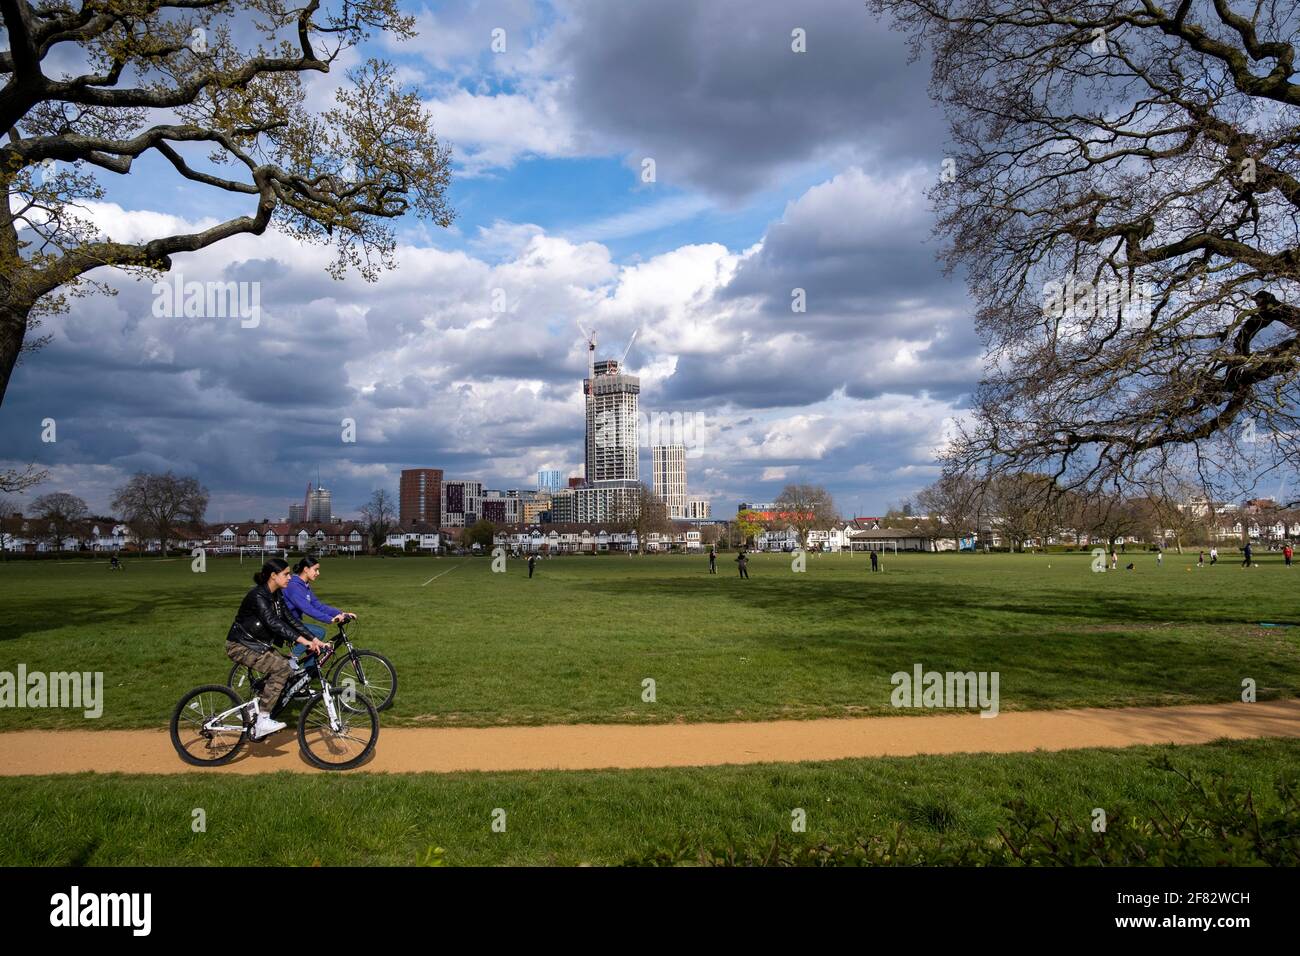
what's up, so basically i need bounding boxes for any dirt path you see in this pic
[1,699,1297,776]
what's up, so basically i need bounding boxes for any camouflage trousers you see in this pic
[225,641,291,714]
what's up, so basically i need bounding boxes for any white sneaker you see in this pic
[251,714,286,740]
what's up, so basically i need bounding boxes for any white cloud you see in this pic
[426,82,579,174]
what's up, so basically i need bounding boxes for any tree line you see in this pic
[899,475,1266,552]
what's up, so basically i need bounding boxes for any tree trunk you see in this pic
[0,300,32,406]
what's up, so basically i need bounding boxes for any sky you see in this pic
[0,0,983,522]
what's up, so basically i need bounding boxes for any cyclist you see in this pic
[227,557,327,739]
[284,557,356,667]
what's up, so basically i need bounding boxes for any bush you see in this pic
[624,759,1300,866]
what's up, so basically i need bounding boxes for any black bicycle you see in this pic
[228,617,396,712]
[171,642,379,771]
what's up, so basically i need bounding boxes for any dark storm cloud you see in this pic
[658,166,983,409]
[664,352,840,409]
[555,0,948,198]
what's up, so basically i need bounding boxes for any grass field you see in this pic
[4,551,1299,866]
[2,550,1299,730]
[1,738,1295,865]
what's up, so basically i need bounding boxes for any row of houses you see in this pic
[494,524,704,554]
[0,518,367,555]
[12,503,1293,557]
[754,519,949,553]
[385,522,706,554]
[397,521,943,555]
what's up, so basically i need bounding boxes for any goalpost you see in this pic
[239,546,289,564]
[854,541,899,556]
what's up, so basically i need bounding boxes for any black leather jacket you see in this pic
[228,585,313,649]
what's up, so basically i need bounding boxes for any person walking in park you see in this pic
[1210,546,1218,565]
[1285,543,1293,567]
[708,547,717,574]
[528,553,537,578]
[736,550,749,579]
[1197,550,1205,568]
[1156,549,1163,567]
[1242,542,1253,567]
[1109,547,1118,570]
[870,550,879,572]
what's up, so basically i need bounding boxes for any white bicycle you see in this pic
[170,643,379,771]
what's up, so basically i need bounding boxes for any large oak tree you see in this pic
[0,0,454,403]
[771,483,839,550]
[872,0,1300,498]
[111,469,207,553]
[30,488,86,548]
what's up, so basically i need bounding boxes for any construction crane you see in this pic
[576,320,596,394]
[619,328,639,370]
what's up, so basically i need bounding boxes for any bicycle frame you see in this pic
[196,696,257,735]
[331,620,371,686]
[216,645,348,734]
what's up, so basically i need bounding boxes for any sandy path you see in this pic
[0,699,1297,776]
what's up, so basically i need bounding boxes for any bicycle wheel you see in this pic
[170,684,249,767]
[227,662,265,701]
[297,690,379,771]
[328,650,397,712]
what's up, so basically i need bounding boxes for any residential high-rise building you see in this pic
[537,470,563,493]
[523,493,551,524]
[441,479,483,527]
[288,503,306,524]
[652,445,687,518]
[574,485,637,523]
[550,488,576,523]
[585,359,639,484]
[580,356,641,522]
[308,486,332,523]
[687,497,711,519]
[399,468,443,528]
[481,490,523,525]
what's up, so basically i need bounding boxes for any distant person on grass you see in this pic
[1242,543,1253,567]
[1210,547,1218,565]
[227,557,326,740]
[1198,550,1205,568]
[736,550,749,579]
[708,547,717,574]
[870,550,879,572]
[109,554,123,571]
[1285,543,1293,567]
[284,557,355,667]
[528,553,537,578]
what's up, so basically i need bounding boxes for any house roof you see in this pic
[849,527,934,539]
[493,522,634,535]
[390,522,441,534]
